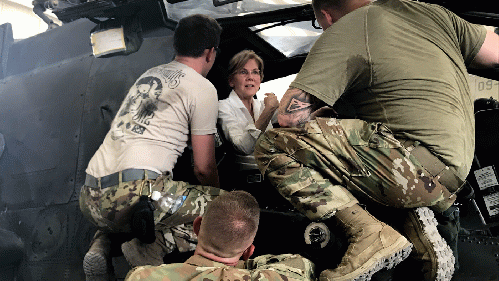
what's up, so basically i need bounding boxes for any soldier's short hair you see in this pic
[228,50,265,82]
[312,0,347,13]
[174,14,222,58]
[200,190,260,257]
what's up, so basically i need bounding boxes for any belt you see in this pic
[85,169,160,189]
[401,140,464,193]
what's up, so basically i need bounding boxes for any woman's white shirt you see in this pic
[218,90,276,155]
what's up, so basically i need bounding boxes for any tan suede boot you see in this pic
[83,230,114,281]
[402,207,455,281]
[320,204,413,281]
[121,230,170,267]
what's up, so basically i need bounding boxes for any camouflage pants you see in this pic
[254,118,456,221]
[79,173,225,233]
[162,223,198,254]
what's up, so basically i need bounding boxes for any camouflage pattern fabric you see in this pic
[124,224,198,262]
[163,223,198,254]
[79,173,225,233]
[254,118,456,221]
[125,254,315,281]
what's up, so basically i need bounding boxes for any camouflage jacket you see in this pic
[125,253,316,281]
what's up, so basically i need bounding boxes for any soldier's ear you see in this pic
[193,216,202,236]
[242,244,255,261]
[205,47,216,63]
[321,8,335,27]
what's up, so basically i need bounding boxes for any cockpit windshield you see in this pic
[166,0,321,57]
[165,0,310,21]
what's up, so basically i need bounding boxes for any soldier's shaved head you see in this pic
[197,191,260,258]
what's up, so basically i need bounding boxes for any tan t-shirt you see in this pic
[291,0,487,179]
[86,61,218,177]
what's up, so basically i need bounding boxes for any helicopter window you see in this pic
[164,0,312,21]
[257,73,297,101]
[164,0,319,58]
[250,21,322,57]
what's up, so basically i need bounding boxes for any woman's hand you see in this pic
[263,92,279,111]
[255,93,279,133]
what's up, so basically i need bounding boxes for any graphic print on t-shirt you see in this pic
[112,68,186,139]
[115,76,162,136]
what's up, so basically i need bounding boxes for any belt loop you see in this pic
[139,180,146,197]
[98,177,102,189]
[139,170,152,197]
[144,170,152,197]
[119,170,123,185]
[403,140,420,152]
[435,166,450,181]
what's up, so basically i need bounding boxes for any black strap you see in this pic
[130,196,156,244]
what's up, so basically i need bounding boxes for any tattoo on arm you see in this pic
[280,89,312,113]
[286,97,312,113]
[278,88,319,127]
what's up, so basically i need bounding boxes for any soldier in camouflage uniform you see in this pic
[125,191,316,281]
[254,0,499,280]
[80,174,226,270]
[79,14,226,281]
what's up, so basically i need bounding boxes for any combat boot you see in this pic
[320,204,412,281]
[401,207,455,281]
[435,205,460,271]
[83,230,114,281]
[121,230,170,267]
